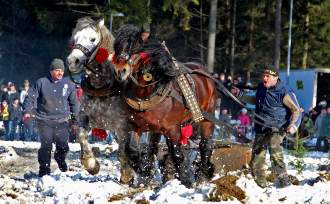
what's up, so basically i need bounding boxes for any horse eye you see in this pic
[90,38,96,42]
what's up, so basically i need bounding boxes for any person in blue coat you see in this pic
[23,58,80,177]
[232,65,302,188]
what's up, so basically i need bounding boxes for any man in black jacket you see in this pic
[23,58,80,177]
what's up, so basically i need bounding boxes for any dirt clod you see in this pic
[136,198,150,204]
[108,187,146,202]
[208,175,246,202]
[266,173,299,185]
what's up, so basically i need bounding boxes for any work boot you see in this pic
[276,174,291,188]
[38,167,50,177]
[58,161,68,172]
[55,153,68,172]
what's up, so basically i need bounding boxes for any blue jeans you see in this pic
[3,120,10,140]
[21,120,36,141]
[7,120,20,141]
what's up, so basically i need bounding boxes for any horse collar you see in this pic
[124,82,172,111]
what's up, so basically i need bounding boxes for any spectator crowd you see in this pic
[0,80,38,141]
[0,72,329,153]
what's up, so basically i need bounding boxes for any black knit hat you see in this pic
[263,64,278,76]
[49,58,65,71]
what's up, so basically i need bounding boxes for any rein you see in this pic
[187,68,283,130]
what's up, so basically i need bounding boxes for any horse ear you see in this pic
[98,19,105,27]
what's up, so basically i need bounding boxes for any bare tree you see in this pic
[207,0,218,73]
[247,0,256,82]
[274,0,282,71]
[229,0,237,77]
[302,2,310,69]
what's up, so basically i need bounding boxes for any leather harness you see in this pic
[124,82,172,111]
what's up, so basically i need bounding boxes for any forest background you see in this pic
[1,0,330,84]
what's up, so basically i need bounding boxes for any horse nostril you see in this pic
[75,58,80,64]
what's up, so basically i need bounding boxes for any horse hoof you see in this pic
[92,147,101,157]
[120,169,134,184]
[82,157,100,175]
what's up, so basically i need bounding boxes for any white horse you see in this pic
[67,17,157,183]
[67,17,135,183]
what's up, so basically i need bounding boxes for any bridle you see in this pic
[69,26,112,81]
[114,50,162,88]
[72,44,96,59]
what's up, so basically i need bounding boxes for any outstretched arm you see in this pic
[231,86,256,105]
[283,91,302,134]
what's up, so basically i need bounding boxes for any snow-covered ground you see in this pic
[0,140,329,204]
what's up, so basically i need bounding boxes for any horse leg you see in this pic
[198,121,215,181]
[125,131,141,174]
[167,134,196,188]
[124,132,161,185]
[115,129,135,184]
[77,127,100,175]
[158,136,176,183]
[138,132,161,184]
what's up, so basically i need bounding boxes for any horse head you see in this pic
[112,24,178,83]
[67,17,115,89]
[112,24,146,81]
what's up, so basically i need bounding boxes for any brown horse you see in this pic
[112,24,217,187]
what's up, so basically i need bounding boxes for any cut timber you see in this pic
[211,143,252,173]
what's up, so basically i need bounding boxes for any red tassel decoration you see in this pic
[180,124,193,145]
[139,52,151,64]
[92,128,108,140]
[95,47,109,64]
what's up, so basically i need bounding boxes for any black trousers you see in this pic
[37,119,70,172]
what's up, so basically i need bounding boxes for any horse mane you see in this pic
[99,26,114,52]
[72,17,97,36]
[114,24,143,56]
[114,24,179,78]
[72,17,114,53]
[141,40,179,78]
